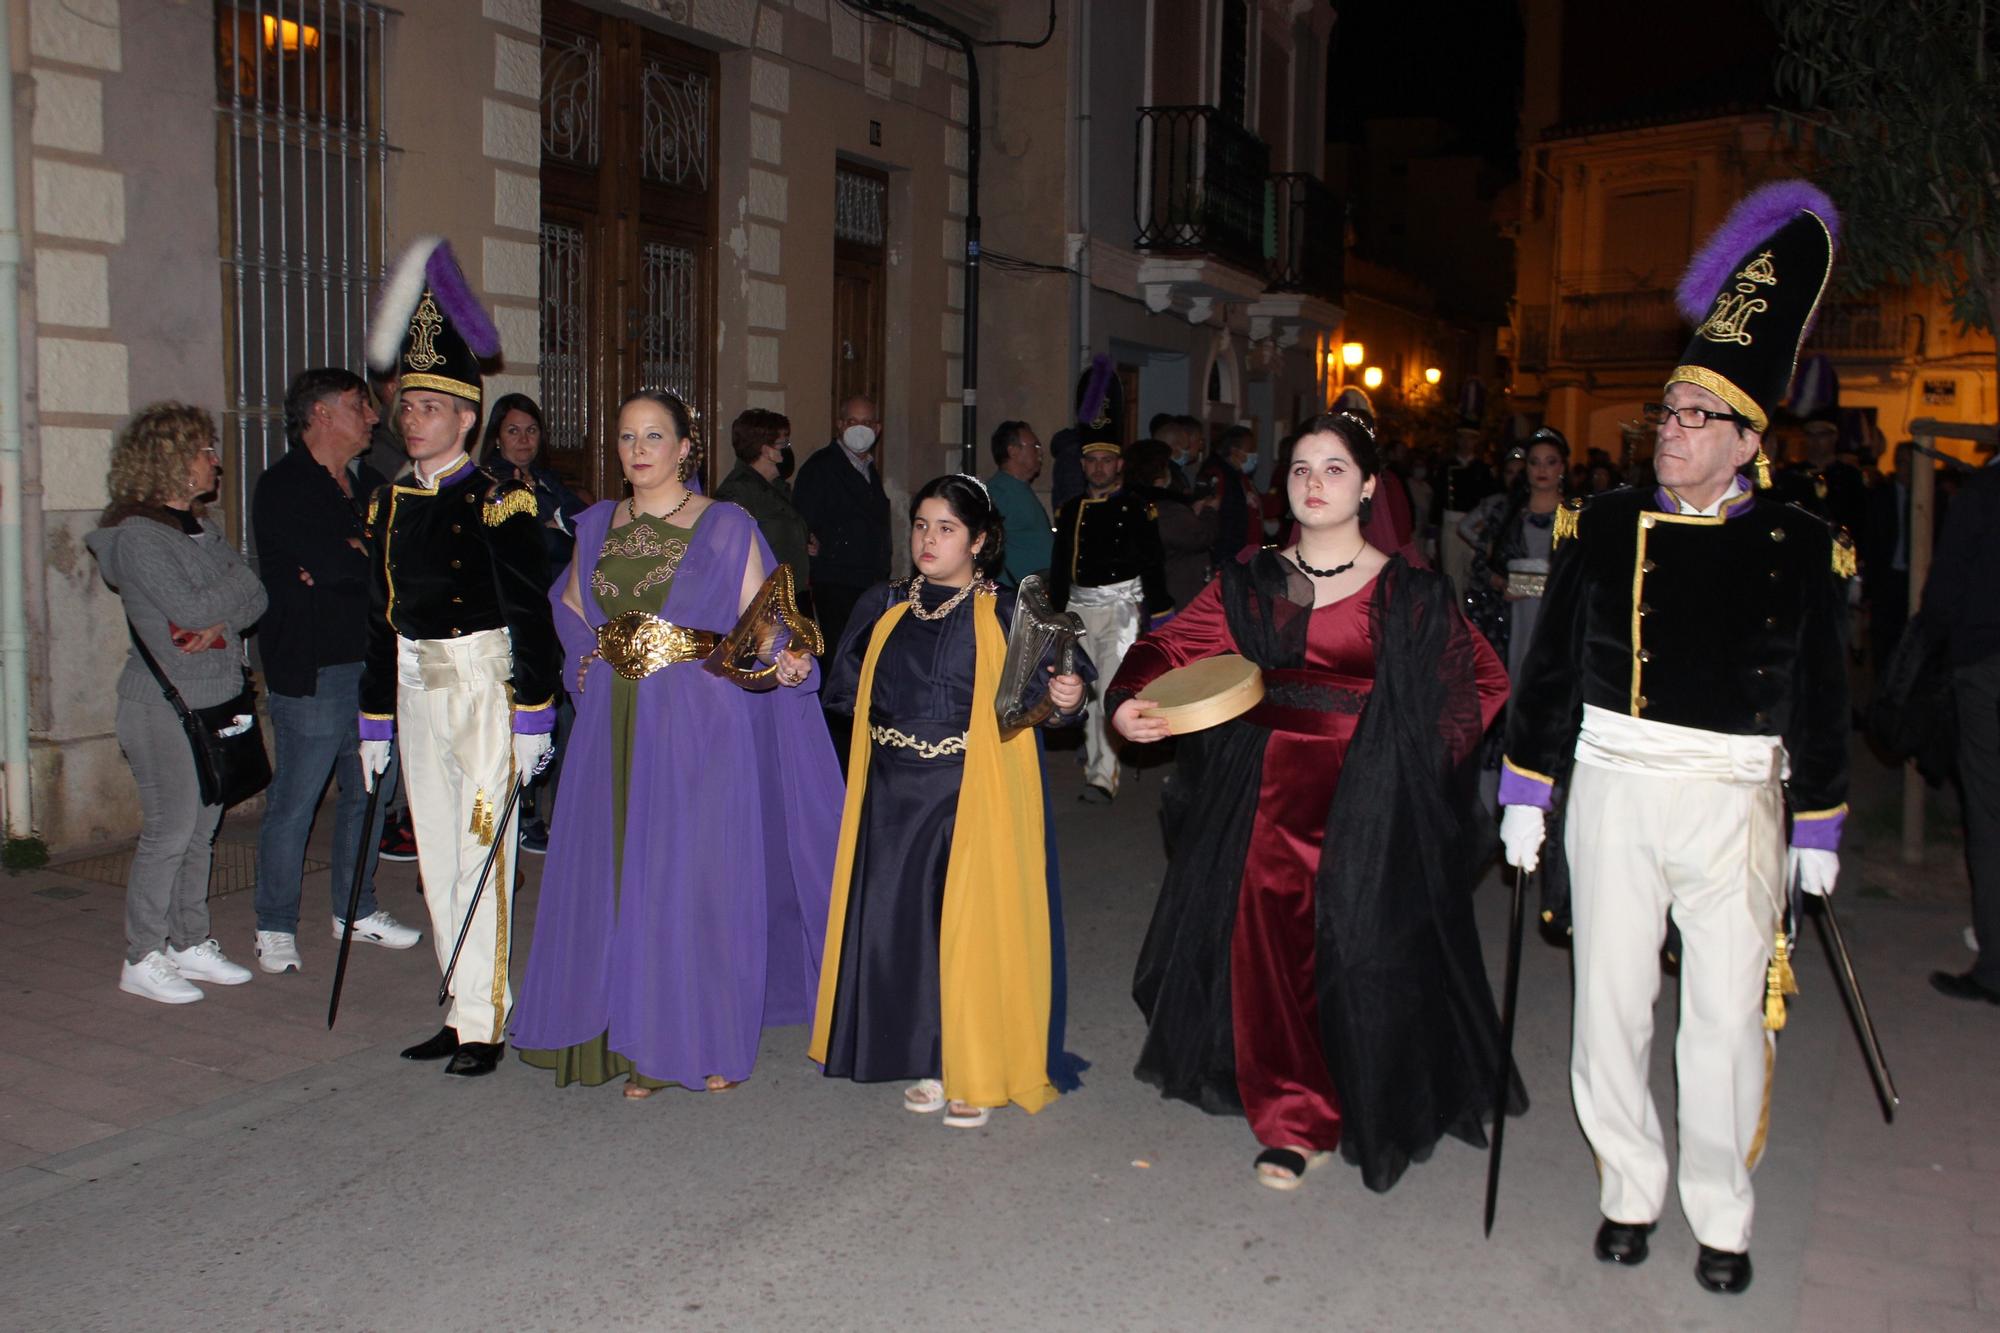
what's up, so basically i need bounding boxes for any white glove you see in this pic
[1500,805,1547,873]
[359,739,392,792]
[1788,845,1839,897]
[513,731,555,780]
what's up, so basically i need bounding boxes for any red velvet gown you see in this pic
[1114,571,1507,1151]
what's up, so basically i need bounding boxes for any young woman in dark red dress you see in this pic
[1109,411,1521,1193]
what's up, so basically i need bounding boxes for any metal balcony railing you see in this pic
[1556,288,1683,364]
[1808,293,1917,358]
[1265,172,1344,301]
[1515,305,1550,371]
[1134,105,1270,275]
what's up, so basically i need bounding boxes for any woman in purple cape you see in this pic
[511,389,843,1095]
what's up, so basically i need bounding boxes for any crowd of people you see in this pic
[81,190,2000,1298]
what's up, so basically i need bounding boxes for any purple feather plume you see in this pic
[425,241,502,358]
[1076,354,1113,426]
[1675,180,1841,323]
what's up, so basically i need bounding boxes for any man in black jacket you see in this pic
[251,368,419,975]
[1923,439,2000,1005]
[792,395,891,656]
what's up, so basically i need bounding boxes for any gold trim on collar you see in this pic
[397,455,471,494]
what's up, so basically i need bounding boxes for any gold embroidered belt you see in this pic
[587,611,721,681]
[869,725,969,759]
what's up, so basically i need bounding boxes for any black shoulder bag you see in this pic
[126,623,272,808]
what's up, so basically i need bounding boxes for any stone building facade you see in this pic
[8,0,1351,852]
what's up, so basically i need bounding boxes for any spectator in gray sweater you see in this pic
[85,403,268,1005]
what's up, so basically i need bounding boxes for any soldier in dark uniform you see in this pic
[1436,420,1498,593]
[354,239,561,1079]
[1051,440,1169,803]
[1498,182,1853,1295]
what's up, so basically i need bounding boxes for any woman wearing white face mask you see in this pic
[1200,424,1264,568]
[793,396,892,667]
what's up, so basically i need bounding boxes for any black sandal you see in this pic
[1253,1146,1329,1191]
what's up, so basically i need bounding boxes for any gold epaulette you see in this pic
[1832,527,1857,579]
[1144,502,1159,520]
[483,485,536,527]
[1552,496,1582,548]
[366,493,381,527]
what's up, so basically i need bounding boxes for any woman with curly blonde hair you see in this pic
[85,402,268,1004]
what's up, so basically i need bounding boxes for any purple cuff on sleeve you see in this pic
[1790,806,1846,851]
[358,715,394,742]
[511,704,557,735]
[1498,761,1555,810]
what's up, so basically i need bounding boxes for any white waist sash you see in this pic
[396,628,515,692]
[1575,703,1788,786]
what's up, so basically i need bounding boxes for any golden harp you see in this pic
[704,564,825,689]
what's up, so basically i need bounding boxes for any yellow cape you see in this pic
[807,592,1059,1113]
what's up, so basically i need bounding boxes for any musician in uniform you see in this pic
[356,239,561,1078]
[1050,439,1170,803]
[1499,183,1854,1294]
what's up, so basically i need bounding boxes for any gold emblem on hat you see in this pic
[1696,251,1778,348]
[406,291,446,371]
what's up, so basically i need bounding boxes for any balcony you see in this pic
[1266,172,1345,303]
[1135,105,1270,274]
[1808,292,1918,359]
[1555,288,1683,364]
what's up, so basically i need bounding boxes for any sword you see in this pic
[1483,863,1529,1237]
[1811,893,1901,1123]
[437,781,524,1007]
[325,783,384,1029]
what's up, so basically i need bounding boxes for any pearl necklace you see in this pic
[906,574,982,621]
[626,488,692,525]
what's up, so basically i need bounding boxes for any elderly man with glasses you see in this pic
[1498,183,1854,1297]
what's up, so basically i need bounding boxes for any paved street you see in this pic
[2,740,1996,1332]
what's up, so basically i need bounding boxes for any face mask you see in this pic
[841,424,877,453]
[1238,454,1259,475]
[774,443,794,480]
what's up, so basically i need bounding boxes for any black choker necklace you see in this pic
[1293,543,1365,579]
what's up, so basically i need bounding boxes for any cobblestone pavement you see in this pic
[1,740,1995,1331]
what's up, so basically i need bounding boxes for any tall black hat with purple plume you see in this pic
[367,237,502,405]
[1667,180,1839,436]
[1073,354,1125,447]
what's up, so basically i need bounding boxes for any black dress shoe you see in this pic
[1695,1245,1753,1293]
[1930,970,2000,1005]
[443,1041,504,1077]
[1593,1218,1657,1265]
[400,1027,459,1061]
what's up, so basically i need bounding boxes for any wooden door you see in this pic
[540,0,717,497]
[832,163,888,424]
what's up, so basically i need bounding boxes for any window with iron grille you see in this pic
[213,1,393,545]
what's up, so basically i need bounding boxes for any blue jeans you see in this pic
[254,662,396,933]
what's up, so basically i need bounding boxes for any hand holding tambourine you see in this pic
[1113,654,1262,743]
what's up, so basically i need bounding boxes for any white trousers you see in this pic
[1069,578,1143,796]
[396,631,520,1045]
[1564,709,1785,1252]
[1440,508,1472,594]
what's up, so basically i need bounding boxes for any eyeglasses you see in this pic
[1644,403,1751,431]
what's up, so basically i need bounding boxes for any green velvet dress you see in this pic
[519,512,693,1089]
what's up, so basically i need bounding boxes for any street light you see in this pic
[1342,342,1366,369]
[1424,366,1442,385]
[1362,365,1384,390]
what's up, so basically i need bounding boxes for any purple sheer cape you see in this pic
[509,500,843,1084]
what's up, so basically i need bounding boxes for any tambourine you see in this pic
[1134,654,1263,734]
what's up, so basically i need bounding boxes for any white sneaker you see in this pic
[120,950,203,1004]
[332,910,421,950]
[165,938,254,985]
[255,930,302,974]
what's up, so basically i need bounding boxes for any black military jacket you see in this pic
[1049,489,1171,615]
[1503,485,1851,822]
[358,455,561,725]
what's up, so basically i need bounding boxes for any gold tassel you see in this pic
[1832,530,1858,578]
[469,789,496,847]
[1552,498,1581,548]
[1763,931,1795,1031]
[1754,448,1772,490]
